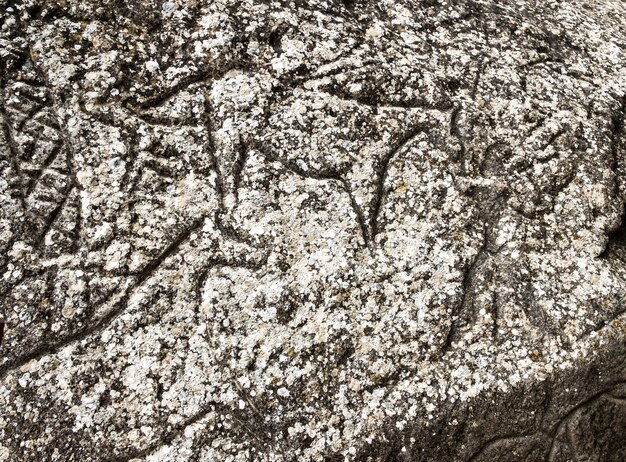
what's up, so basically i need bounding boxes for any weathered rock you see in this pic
[1,0,625,460]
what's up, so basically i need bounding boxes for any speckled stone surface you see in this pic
[1,0,626,460]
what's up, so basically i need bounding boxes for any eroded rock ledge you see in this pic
[1,0,625,460]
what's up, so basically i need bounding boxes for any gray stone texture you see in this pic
[0,0,625,460]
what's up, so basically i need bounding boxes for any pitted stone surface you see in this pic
[1,0,626,461]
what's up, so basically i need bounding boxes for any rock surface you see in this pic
[1,0,626,460]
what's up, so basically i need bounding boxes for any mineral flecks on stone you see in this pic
[1,0,625,460]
